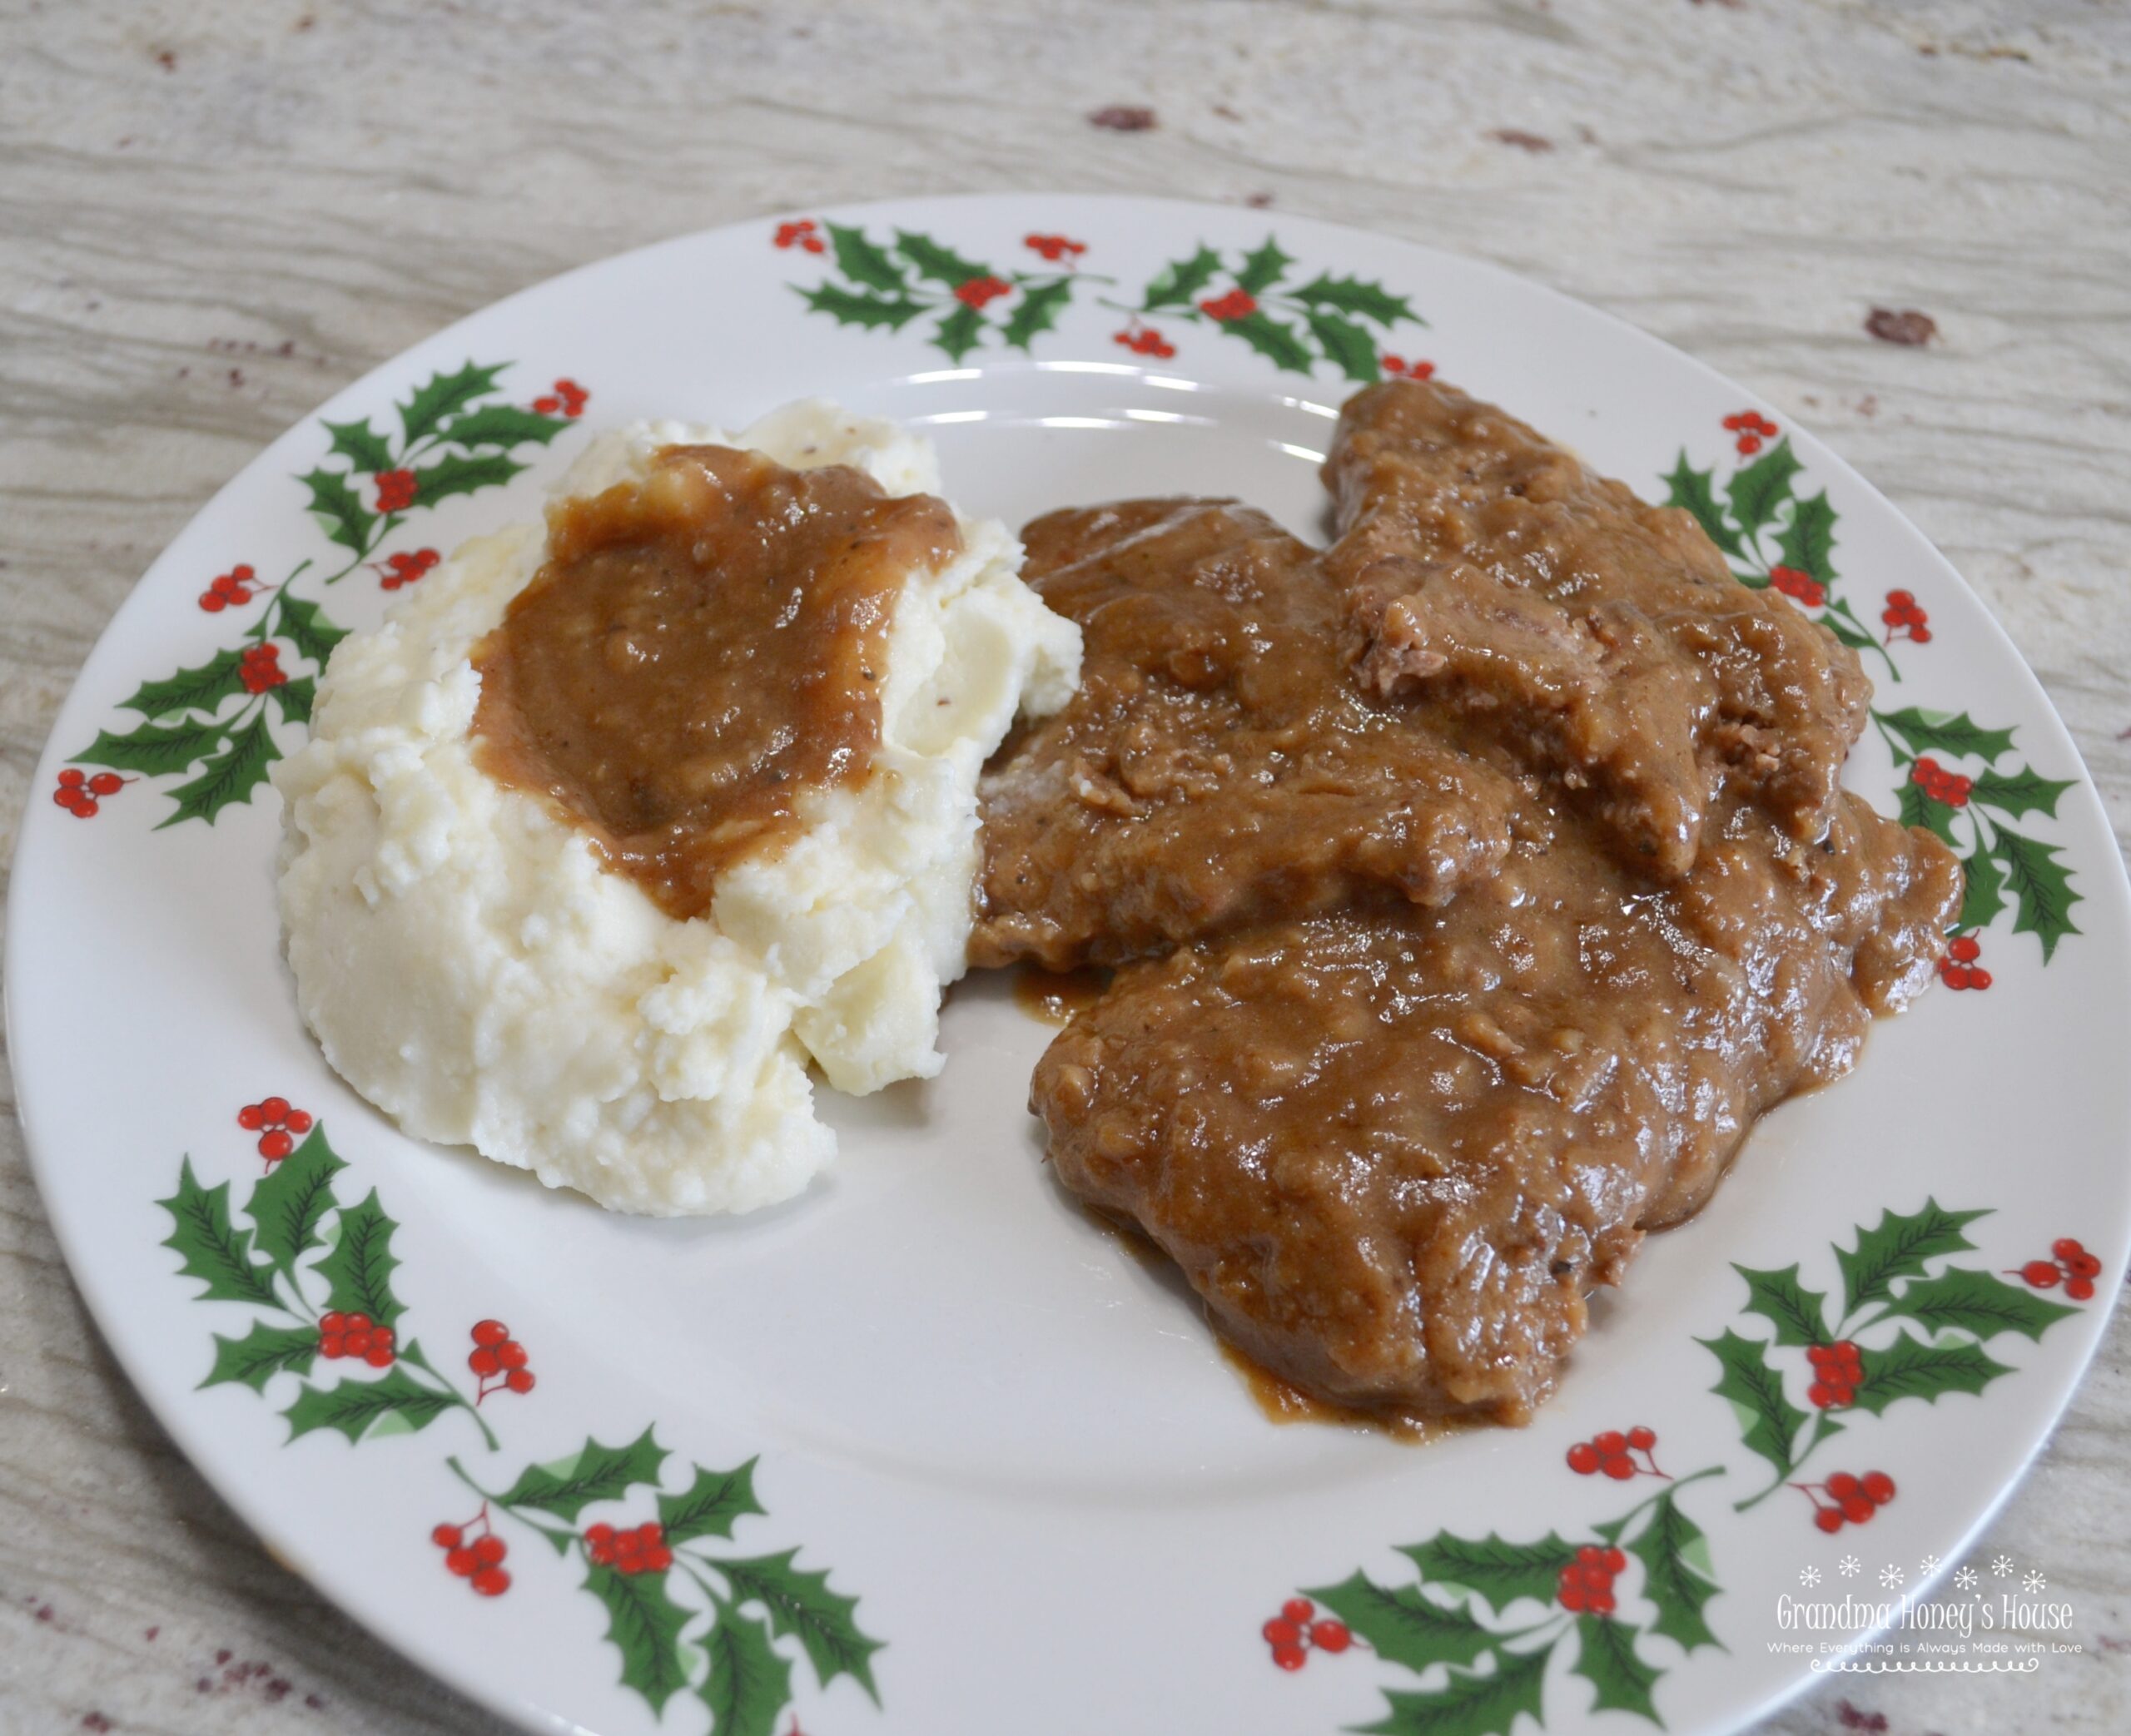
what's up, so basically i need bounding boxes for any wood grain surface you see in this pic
[2,2,2128,1731]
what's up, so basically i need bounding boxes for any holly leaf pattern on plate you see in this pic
[398,362,507,449]
[718,1549,883,1702]
[1877,1267,2079,1342]
[584,1560,694,1715]
[244,1123,346,1279]
[315,1187,404,1329]
[1724,438,1801,540]
[933,303,984,363]
[1698,1328,1805,1481]
[278,594,348,667]
[1305,308,1381,382]
[1733,1262,1832,1348]
[1289,272,1419,328]
[299,467,376,556]
[1233,236,1295,295]
[72,716,228,776]
[1304,1570,1495,1673]
[1397,1532,1579,1614]
[1223,312,1314,374]
[1835,1199,1989,1315]
[434,404,570,450]
[271,676,315,727]
[1622,1485,1722,1654]
[1572,1613,1661,1722]
[892,231,989,289]
[657,1458,765,1545]
[698,1597,794,1736]
[1355,1643,1550,1736]
[798,283,929,331]
[1995,824,2081,961]
[1003,278,1075,351]
[1850,1331,2014,1416]
[494,1427,669,1525]
[159,1158,281,1309]
[1959,841,2008,932]
[825,224,905,294]
[202,1320,320,1394]
[1774,490,1837,588]
[1876,707,2017,765]
[322,417,395,475]
[409,451,526,508]
[1141,246,1224,310]
[1663,454,1746,558]
[119,648,248,722]
[282,1365,456,1442]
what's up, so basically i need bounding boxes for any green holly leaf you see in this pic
[584,1560,693,1715]
[717,1550,882,1702]
[1735,1263,1833,1347]
[1875,707,2017,765]
[1775,490,1838,588]
[1221,311,1314,374]
[933,303,985,363]
[1233,236,1295,295]
[1879,1267,2080,1343]
[244,1123,346,1279]
[277,595,349,668]
[118,648,247,721]
[1304,309,1382,382]
[398,361,507,449]
[1304,1571,1495,1673]
[315,1187,403,1328]
[299,466,377,557]
[1624,1485,1722,1654]
[1818,603,1880,659]
[657,1458,764,1545]
[1725,437,1802,542]
[893,230,991,289]
[1141,246,1224,310]
[1970,766,2075,821]
[1663,454,1745,558]
[1002,277,1075,351]
[1994,824,2081,962]
[158,1158,281,1307]
[1355,1644,1551,1736]
[72,716,227,776]
[494,1426,668,1525]
[1572,1614,1662,1721]
[1836,1199,1989,1316]
[1850,1330,2014,1416]
[436,404,571,451]
[323,418,395,474]
[699,1597,794,1736]
[202,1320,320,1393]
[409,451,526,508]
[1398,1533,1579,1614]
[1288,273,1419,329]
[824,224,907,294]
[1697,1328,1804,1481]
[282,1365,456,1442]
[797,282,929,331]
[1958,841,2006,932]
[1895,779,1959,846]
[159,711,279,828]
[272,676,315,727]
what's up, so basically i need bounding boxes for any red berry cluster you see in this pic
[952,275,1013,310]
[586,1520,673,1575]
[1200,289,1259,323]
[1259,1597,1350,1672]
[1024,233,1086,263]
[1881,588,1932,643]
[433,1511,510,1596]
[2012,1238,2101,1302]
[1111,324,1176,360]
[1910,756,1972,809]
[1940,934,1991,992]
[774,218,827,254]
[52,767,125,818]
[237,1095,314,1161]
[1565,1425,1663,1480]
[1382,355,1435,380]
[1557,1545,1627,1616]
[379,547,440,590]
[319,1310,395,1367]
[1798,1470,1895,1533]
[531,378,589,418]
[239,641,289,694]
[1806,1341,1863,1409]
[374,469,418,513]
[1722,409,1779,456]
[468,1318,534,1400]
[1768,563,1827,609]
[198,563,261,613]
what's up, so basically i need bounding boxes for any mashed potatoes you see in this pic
[273,404,1080,1213]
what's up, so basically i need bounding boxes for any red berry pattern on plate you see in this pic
[1669,418,2084,967]
[1794,1470,1895,1533]
[773,217,827,255]
[1110,319,1176,360]
[1291,1465,1725,1725]
[236,1095,315,1163]
[1023,232,1086,264]
[1702,1201,2088,1516]
[1939,932,1992,991]
[373,547,441,590]
[2008,1236,2104,1302]
[529,378,589,418]
[1566,1423,1669,1481]
[52,766,131,819]
[198,563,264,613]
[1381,354,1434,379]
[160,1111,882,1729]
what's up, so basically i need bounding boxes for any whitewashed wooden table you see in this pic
[4,2,2128,1730]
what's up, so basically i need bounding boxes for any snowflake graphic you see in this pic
[1800,1565,1822,1588]
[1955,1566,1979,1591]
[1839,1555,1861,1578]
[1992,1554,2015,1577]
[1880,1564,1906,1589]
[2024,1569,2048,1594]
[1918,1553,1941,1576]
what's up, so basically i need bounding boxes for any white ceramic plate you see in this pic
[11,195,2129,1736]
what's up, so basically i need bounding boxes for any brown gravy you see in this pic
[473,444,960,919]
[1011,966,1110,1027]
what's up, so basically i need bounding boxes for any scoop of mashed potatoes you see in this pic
[273,404,1080,1214]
